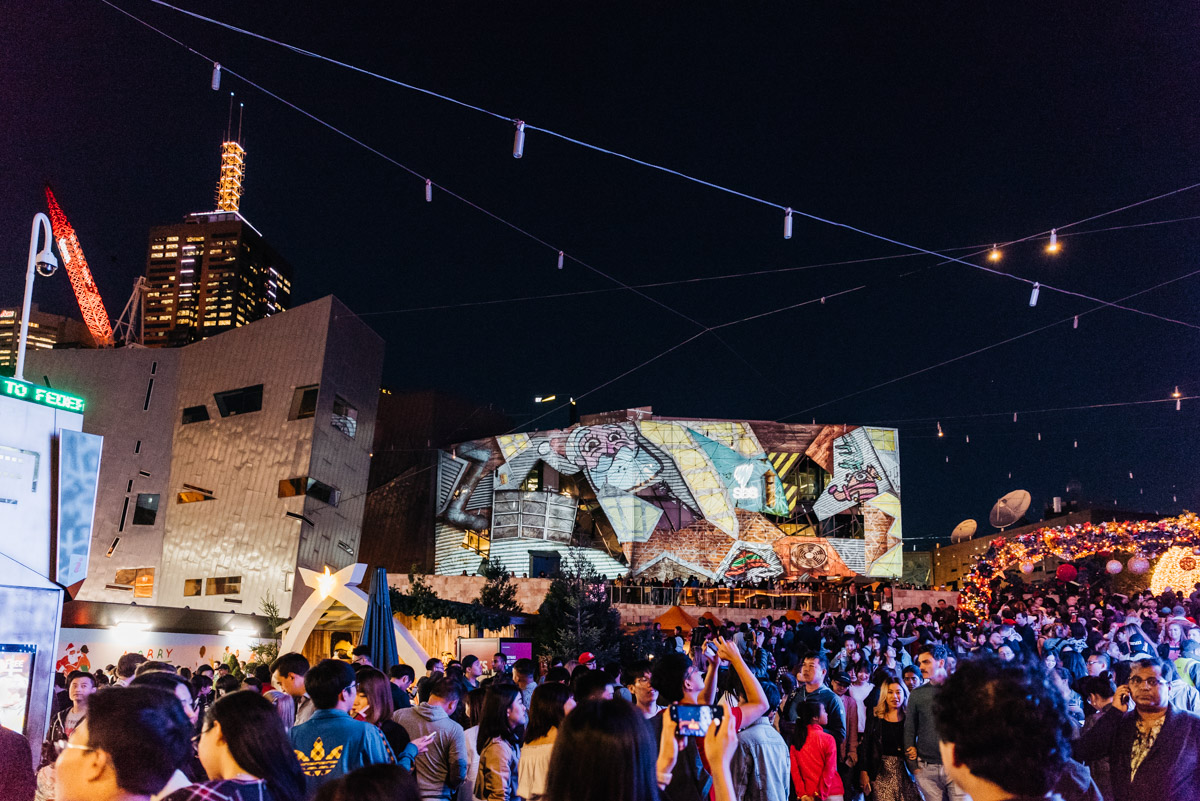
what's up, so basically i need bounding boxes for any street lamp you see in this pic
[15,212,59,382]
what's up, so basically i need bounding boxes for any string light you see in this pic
[211,62,221,90]
[1013,412,1018,422]
[937,421,944,437]
[960,513,1200,615]
[988,244,1001,262]
[425,179,432,202]
[1029,282,1041,307]
[784,208,793,240]
[1178,398,1182,411]
[1073,315,1079,329]
[965,434,970,443]
[1047,228,1060,253]
[512,120,526,158]
[1037,432,1042,441]
[557,251,564,270]
[1173,386,1182,398]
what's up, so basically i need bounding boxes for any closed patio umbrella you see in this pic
[359,566,399,671]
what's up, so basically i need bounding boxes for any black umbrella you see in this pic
[359,567,399,671]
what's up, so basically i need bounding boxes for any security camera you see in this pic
[35,250,58,277]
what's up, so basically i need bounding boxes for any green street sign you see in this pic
[1,377,86,412]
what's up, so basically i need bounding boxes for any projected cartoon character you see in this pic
[827,465,881,504]
[56,643,91,673]
[566,424,663,492]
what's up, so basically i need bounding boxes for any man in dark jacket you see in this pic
[1075,656,1200,801]
[0,723,34,801]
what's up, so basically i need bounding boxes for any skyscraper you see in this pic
[142,134,293,347]
[0,303,92,375]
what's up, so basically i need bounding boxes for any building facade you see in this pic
[143,211,292,348]
[28,296,383,615]
[434,410,903,581]
[0,304,92,375]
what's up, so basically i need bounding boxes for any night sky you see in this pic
[4,1,1199,549]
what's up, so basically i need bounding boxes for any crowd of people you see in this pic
[6,577,1200,801]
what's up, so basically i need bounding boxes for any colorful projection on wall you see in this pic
[436,415,902,580]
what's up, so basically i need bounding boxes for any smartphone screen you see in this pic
[670,703,724,736]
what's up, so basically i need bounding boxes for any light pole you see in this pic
[15,212,59,382]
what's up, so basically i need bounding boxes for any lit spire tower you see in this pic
[214,98,245,212]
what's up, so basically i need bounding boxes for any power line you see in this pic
[781,266,1200,419]
[118,0,1200,331]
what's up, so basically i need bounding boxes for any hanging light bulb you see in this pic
[1046,228,1060,253]
[1074,441,1078,448]
[425,179,433,202]
[965,434,970,443]
[945,456,950,463]
[211,63,222,91]
[784,208,793,240]
[1073,315,1079,329]
[1029,282,1041,307]
[1037,432,1042,441]
[1129,472,1134,479]
[1013,412,1018,423]
[988,245,1001,262]
[1177,398,1182,411]
[557,251,564,270]
[513,120,526,158]
[1173,386,1182,398]
[937,422,944,437]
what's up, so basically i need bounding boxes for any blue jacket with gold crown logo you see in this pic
[289,708,395,797]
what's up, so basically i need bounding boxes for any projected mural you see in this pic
[434,412,902,580]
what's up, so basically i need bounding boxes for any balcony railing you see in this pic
[605,584,873,612]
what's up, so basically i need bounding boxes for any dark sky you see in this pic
[4,1,1199,548]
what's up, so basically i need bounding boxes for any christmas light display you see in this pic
[960,512,1200,616]
[1150,546,1200,595]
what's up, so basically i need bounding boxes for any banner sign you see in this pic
[56,429,103,591]
[1,378,85,412]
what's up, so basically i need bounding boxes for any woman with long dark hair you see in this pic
[475,684,526,801]
[517,683,574,801]
[352,668,422,769]
[789,700,843,801]
[163,689,305,801]
[542,699,658,801]
[857,678,920,801]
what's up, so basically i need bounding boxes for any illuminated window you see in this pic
[462,529,491,557]
[132,494,159,525]
[289,385,318,420]
[279,476,340,507]
[331,395,357,438]
[184,579,203,596]
[113,567,155,598]
[214,384,263,417]
[177,483,215,503]
[206,576,241,595]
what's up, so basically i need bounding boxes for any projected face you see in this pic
[567,425,662,491]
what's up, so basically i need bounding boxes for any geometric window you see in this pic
[182,404,211,424]
[213,384,263,418]
[279,476,340,507]
[289,385,319,420]
[206,576,241,595]
[177,483,216,504]
[113,567,155,598]
[132,494,159,525]
[184,578,203,597]
[331,395,357,438]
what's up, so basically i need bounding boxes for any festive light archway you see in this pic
[960,512,1200,615]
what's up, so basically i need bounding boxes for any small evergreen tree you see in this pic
[250,594,284,666]
[477,557,521,613]
[535,548,621,662]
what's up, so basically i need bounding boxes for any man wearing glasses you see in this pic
[289,659,395,797]
[53,686,193,801]
[1076,656,1200,801]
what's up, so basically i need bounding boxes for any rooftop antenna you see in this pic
[226,91,234,142]
[237,101,244,144]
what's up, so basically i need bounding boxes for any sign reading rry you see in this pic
[1,378,85,412]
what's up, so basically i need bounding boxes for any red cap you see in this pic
[578,652,596,664]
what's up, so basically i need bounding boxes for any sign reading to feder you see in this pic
[1,378,85,412]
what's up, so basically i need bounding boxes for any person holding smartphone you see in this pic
[652,637,769,801]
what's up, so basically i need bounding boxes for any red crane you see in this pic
[43,185,113,347]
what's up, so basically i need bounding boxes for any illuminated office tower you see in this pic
[143,135,292,348]
[0,304,92,375]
